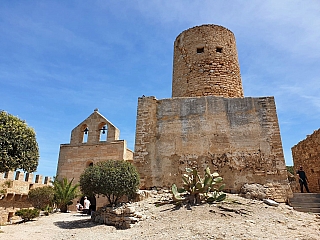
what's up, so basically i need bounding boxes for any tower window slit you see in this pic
[197,47,204,53]
[216,47,223,53]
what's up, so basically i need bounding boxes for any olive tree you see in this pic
[0,110,39,173]
[80,160,140,205]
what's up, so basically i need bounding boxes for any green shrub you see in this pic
[15,208,40,222]
[0,110,39,173]
[28,186,55,210]
[286,166,295,175]
[80,160,140,205]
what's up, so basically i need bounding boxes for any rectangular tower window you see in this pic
[216,47,223,53]
[197,47,204,53]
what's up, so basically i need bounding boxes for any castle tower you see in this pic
[135,24,292,202]
[172,24,244,98]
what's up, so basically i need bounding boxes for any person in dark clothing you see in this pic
[296,166,310,193]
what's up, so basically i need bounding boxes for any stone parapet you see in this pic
[0,170,52,224]
[0,171,52,196]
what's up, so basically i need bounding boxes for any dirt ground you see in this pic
[1,192,319,240]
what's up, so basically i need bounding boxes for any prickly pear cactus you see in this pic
[171,167,226,204]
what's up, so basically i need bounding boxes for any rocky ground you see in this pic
[1,192,319,240]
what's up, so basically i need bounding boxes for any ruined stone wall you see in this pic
[172,24,243,98]
[134,96,292,202]
[0,171,52,223]
[292,128,320,193]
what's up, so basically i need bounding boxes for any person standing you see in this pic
[83,196,91,214]
[296,166,310,193]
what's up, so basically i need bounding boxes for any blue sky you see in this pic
[1,1,320,178]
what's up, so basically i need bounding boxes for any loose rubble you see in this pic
[92,203,146,229]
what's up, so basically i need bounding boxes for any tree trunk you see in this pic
[60,204,68,213]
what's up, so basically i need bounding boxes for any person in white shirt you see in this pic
[83,196,91,214]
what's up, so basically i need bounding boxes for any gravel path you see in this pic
[1,193,319,240]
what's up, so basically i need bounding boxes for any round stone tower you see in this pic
[172,24,244,98]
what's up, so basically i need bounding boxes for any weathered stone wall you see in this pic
[57,109,133,183]
[134,95,292,202]
[172,24,243,98]
[70,110,120,145]
[292,128,320,193]
[0,171,52,223]
[56,109,134,209]
[57,141,132,183]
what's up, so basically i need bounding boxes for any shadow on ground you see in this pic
[53,218,97,229]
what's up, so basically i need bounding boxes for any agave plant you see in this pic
[171,167,226,204]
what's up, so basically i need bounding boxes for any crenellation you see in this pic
[35,174,42,184]
[0,171,51,192]
[0,170,53,223]
[25,172,34,182]
[15,171,24,181]
[4,171,15,180]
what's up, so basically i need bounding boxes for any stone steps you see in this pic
[288,193,320,213]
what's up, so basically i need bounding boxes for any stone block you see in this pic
[123,206,135,214]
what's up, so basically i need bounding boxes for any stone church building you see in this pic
[57,24,292,205]
[56,109,133,208]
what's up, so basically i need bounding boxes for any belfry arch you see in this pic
[81,124,89,143]
[99,123,108,141]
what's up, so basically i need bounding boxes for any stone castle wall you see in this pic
[172,24,243,98]
[134,96,292,202]
[292,128,320,193]
[0,171,52,223]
